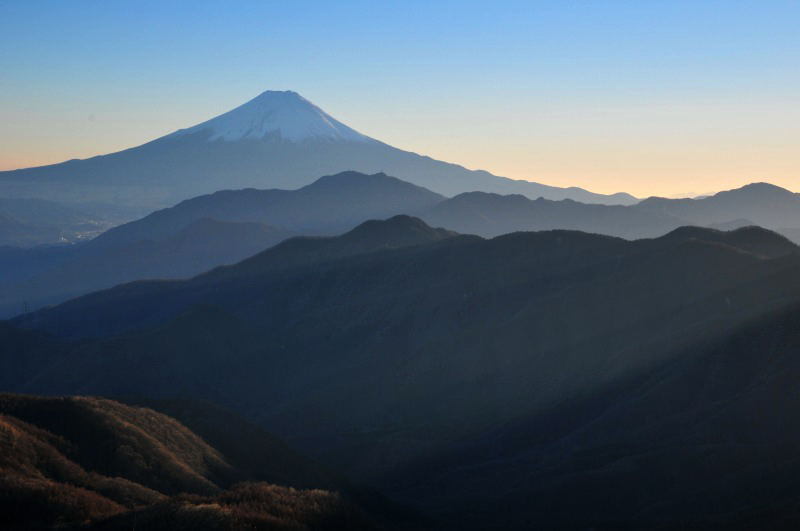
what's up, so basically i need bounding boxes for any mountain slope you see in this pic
[12,215,458,338]
[6,219,800,527]
[0,90,636,209]
[0,394,378,530]
[6,220,800,479]
[654,225,799,258]
[383,301,800,529]
[0,219,294,318]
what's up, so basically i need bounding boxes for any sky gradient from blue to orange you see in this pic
[1,0,798,198]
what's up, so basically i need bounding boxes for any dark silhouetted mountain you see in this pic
[213,214,458,281]
[0,90,636,211]
[653,225,798,258]
[0,393,384,530]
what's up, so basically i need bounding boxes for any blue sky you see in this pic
[1,0,798,196]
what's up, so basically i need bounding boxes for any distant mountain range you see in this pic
[6,216,800,528]
[90,170,443,246]
[426,181,800,240]
[0,171,443,316]
[0,90,636,211]
[634,181,800,228]
[3,171,800,318]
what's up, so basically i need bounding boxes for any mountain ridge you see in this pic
[4,172,800,320]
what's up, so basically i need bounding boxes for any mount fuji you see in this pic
[0,90,636,211]
[170,90,373,143]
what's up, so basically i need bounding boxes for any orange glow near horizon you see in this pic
[1,132,798,199]
[1,98,798,199]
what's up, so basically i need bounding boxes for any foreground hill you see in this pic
[6,217,800,528]
[0,394,381,530]
[0,90,634,211]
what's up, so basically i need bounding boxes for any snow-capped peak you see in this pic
[169,90,374,143]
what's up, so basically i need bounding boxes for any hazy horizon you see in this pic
[2,0,799,197]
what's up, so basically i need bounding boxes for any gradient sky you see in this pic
[1,0,798,197]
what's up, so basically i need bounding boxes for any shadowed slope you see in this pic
[5,220,800,527]
[383,302,800,529]
[6,221,800,493]
[0,394,382,530]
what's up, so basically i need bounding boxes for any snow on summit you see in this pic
[170,90,374,143]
